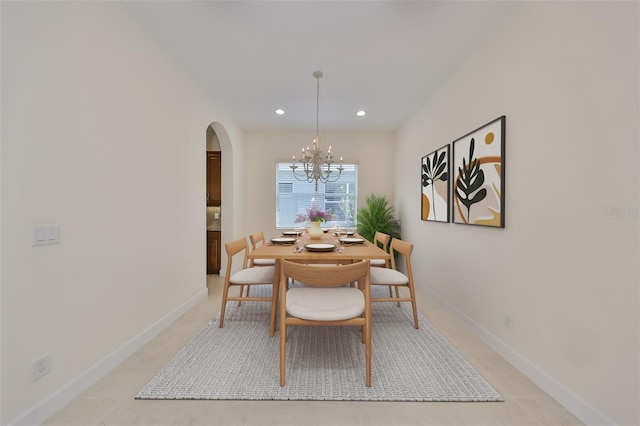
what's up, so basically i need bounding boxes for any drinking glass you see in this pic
[338,226,347,246]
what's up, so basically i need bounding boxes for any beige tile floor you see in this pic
[44,275,583,426]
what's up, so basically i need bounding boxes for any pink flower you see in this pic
[294,207,333,223]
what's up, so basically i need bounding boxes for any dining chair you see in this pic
[370,231,390,268]
[242,231,277,303]
[369,238,419,329]
[279,260,372,387]
[219,237,275,328]
[249,231,276,267]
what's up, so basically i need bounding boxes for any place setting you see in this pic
[303,243,337,252]
[269,237,298,245]
[338,236,365,245]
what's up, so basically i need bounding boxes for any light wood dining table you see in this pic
[247,231,391,336]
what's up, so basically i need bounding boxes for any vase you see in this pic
[308,221,324,240]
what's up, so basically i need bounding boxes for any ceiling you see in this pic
[126,1,515,132]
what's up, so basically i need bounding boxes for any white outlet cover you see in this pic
[32,354,50,381]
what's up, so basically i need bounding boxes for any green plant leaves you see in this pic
[356,194,401,243]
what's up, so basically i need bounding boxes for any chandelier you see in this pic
[290,70,343,191]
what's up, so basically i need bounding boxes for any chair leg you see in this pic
[219,282,231,328]
[279,323,286,386]
[365,320,371,387]
[269,283,280,337]
[394,286,401,307]
[408,284,419,329]
[237,285,245,306]
[279,271,287,386]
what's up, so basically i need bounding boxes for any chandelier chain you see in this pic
[316,72,320,138]
[290,70,343,191]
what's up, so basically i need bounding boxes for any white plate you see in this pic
[282,231,301,236]
[304,243,337,252]
[271,237,297,244]
[340,237,365,244]
[334,231,355,236]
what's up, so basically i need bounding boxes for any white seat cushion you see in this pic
[286,287,364,321]
[253,258,276,266]
[370,267,408,285]
[369,259,386,266]
[230,266,275,284]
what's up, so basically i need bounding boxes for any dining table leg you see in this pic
[269,259,281,337]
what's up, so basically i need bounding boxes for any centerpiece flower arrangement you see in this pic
[294,207,333,224]
[294,202,333,239]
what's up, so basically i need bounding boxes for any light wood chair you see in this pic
[279,260,372,387]
[219,237,275,328]
[369,231,396,302]
[369,238,419,329]
[242,231,277,302]
[249,231,276,267]
[370,231,390,268]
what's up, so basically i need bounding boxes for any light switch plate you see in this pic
[33,225,59,246]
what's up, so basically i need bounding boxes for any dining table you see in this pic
[247,230,391,336]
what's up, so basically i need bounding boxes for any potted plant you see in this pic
[356,194,401,243]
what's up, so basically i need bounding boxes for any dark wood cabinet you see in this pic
[207,151,221,205]
[207,231,221,274]
[206,151,222,273]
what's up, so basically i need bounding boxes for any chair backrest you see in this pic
[249,231,276,267]
[373,231,390,252]
[389,238,413,277]
[281,260,370,289]
[372,232,391,267]
[224,237,250,276]
[249,231,266,250]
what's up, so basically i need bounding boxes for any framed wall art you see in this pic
[452,116,505,228]
[421,144,450,222]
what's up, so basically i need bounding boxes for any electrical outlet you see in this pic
[503,313,513,329]
[32,354,50,381]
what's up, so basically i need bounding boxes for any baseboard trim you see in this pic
[424,287,615,426]
[9,287,208,426]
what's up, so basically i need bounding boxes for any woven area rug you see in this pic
[136,285,503,402]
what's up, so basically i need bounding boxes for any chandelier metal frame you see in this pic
[290,71,343,191]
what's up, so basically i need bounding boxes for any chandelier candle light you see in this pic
[290,71,343,191]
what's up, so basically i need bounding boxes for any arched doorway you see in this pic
[206,126,222,274]
[205,122,234,276]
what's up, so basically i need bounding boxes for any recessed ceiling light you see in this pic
[356,110,366,117]
[275,108,285,115]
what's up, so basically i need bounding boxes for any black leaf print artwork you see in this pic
[455,138,486,223]
[422,149,448,220]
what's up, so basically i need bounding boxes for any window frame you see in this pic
[275,162,358,230]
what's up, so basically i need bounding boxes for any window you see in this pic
[276,163,358,229]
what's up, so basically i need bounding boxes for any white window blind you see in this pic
[275,163,358,229]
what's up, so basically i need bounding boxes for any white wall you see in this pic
[395,2,639,425]
[0,2,243,424]
[243,130,395,239]
[3,1,637,425]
